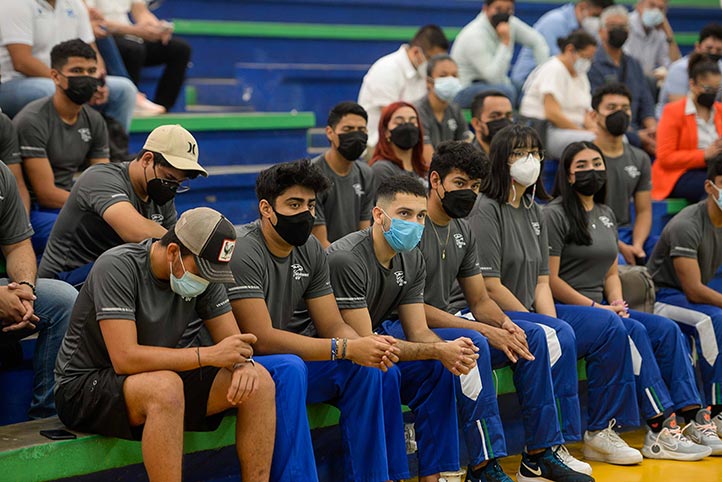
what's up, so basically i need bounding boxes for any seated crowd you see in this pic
[2,1,722,482]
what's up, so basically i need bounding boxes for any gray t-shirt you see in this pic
[604,144,652,227]
[418,217,480,313]
[370,159,427,193]
[312,154,375,243]
[225,221,333,336]
[467,193,550,311]
[55,239,231,385]
[38,162,177,278]
[647,201,722,290]
[327,228,426,330]
[544,199,619,303]
[0,161,34,245]
[414,96,469,148]
[0,113,21,166]
[13,97,109,191]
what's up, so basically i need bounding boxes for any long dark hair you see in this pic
[370,101,427,178]
[552,141,607,246]
[482,124,550,204]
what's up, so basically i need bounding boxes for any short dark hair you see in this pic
[591,82,632,111]
[485,0,514,5]
[158,228,192,257]
[470,90,511,119]
[699,23,722,44]
[426,54,456,78]
[552,141,607,246]
[706,154,722,181]
[483,124,550,204]
[429,141,486,185]
[688,52,721,81]
[557,30,597,52]
[410,25,449,53]
[376,173,427,205]
[585,0,614,9]
[327,101,368,128]
[136,149,202,180]
[255,158,331,207]
[50,39,96,70]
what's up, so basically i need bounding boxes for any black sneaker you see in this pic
[465,459,513,482]
[516,448,595,482]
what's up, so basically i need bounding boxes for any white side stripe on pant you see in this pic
[476,419,489,461]
[654,302,719,367]
[539,323,562,367]
[629,336,643,376]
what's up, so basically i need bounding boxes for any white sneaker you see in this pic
[682,408,722,455]
[642,414,711,460]
[551,445,592,475]
[583,419,643,465]
[713,412,722,438]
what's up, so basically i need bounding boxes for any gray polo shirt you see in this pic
[312,154,375,243]
[371,159,427,193]
[13,97,109,191]
[225,220,333,337]
[467,193,550,311]
[418,217,480,313]
[544,199,619,303]
[38,162,177,278]
[327,228,426,330]
[0,161,34,245]
[414,96,470,148]
[604,144,652,227]
[647,201,722,290]
[623,10,670,76]
[55,239,231,385]
[0,113,21,165]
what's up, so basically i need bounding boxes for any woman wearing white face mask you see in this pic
[520,30,599,159]
[467,125,645,470]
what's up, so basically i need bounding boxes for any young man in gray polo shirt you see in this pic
[469,90,513,156]
[13,39,109,254]
[311,102,375,248]
[39,124,205,287]
[55,208,276,481]
[227,159,400,481]
[328,174,479,481]
[648,157,722,435]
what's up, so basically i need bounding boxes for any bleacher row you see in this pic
[2,0,721,480]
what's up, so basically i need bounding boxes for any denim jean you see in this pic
[0,75,137,132]
[0,278,78,419]
[454,81,518,109]
[95,37,131,79]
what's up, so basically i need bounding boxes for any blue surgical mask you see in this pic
[170,255,209,301]
[711,182,722,212]
[434,76,462,103]
[642,8,664,28]
[380,209,424,252]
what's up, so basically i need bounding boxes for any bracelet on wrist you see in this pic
[18,281,36,296]
[340,338,348,360]
[331,338,338,361]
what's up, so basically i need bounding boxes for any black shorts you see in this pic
[56,366,224,441]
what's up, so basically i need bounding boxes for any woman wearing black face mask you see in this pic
[654,53,722,203]
[369,101,427,193]
[546,142,717,461]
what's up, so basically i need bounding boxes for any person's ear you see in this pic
[165,243,180,266]
[141,151,155,168]
[325,126,335,145]
[704,179,717,198]
[50,69,62,86]
[259,199,274,221]
[372,206,385,226]
[429,171,442,190]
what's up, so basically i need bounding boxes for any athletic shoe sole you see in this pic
[516,472,555,482]
[583,446,643,465]
[641,445,711,461]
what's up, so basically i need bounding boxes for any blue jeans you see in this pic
[56,262,95,290]
[454,81,518,108]
[95,37,131,78]
[30,206,59,258]
[0,76,137,132]
[0,278,77,419]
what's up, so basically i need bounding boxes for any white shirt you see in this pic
[623,10,670,76]
[686,94,719,149]
[520,57,591,127]
[85,0,145,26]
[357,44,427,147]
[451,12,549,87]
[0,0,95,82]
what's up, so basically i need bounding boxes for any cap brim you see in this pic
[195,256,235,284]
[164,153,208,177]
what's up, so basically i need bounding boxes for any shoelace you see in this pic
[683,420,718,439]
[655,426,688,450]
[596,420,629,448]
[552,445,574,466]
[545,448,571,469]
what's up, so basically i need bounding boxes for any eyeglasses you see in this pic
[697,83,720,94]
[510,149,544,161]
[154,166,190,193]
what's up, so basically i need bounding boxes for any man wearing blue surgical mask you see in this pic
[414,54,472,165]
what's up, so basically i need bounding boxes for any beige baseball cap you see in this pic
[174,207,236,284]
[142,124,208,177]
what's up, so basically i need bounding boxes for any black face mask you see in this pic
[604,110,631,136]
[482,118,513,143]
[390,123,420,150]
[145,166,178,206]
[698,92,717,109]
[336,131,368,161]
[272,209,315,246]
[490,12,511,29]
[440,188,478,218]
[63,75,100,105]
[572,170,607,196]
[607,27,628,49]
[707,53,722,63]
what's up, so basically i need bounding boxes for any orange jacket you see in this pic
[652,98,722,200]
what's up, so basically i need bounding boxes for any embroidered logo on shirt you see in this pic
[292,263,310,281]
[394,270,407,287]
[453,233,466,249]
[78,128,92,142]
[624,165,641,179]
[353,183,364,198]
[599,216,615,229]
[531,221,541,236]
[150,213,164,223]
[447,118,458,131]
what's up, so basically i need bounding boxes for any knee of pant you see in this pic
[36,279,78,306]
[605,314,628,341]
[465,330,491,359]
[145,371,185,411]
[555,321,576,349]
[383,364,402,390]
[170,38,192,61]
[624,318,648,339]
[107,76,138,99]
[255,364,276,401]
[523,323,548,351]
[274,354,308,386]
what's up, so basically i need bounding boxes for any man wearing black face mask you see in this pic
[311,102,376,248]
[589,6,658,157]
[39,124,205,287]
[592,84,655,266]
[470,91,513,159]
[13,39,110,255]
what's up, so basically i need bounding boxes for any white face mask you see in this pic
[710,182,722,211]
[642,8,665,28]
[574,57,592,75]
[581,16,601,36]
[509,153,541,188]
[434,76,463,102]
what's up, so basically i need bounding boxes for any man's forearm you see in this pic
[632,213,652,249]
[5,242,37,285]
[394,338,443,362]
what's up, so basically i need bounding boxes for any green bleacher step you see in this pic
[129,111,316,134]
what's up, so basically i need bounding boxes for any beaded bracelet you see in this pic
[341,338,348,360]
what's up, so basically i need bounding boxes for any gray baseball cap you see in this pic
[174,207,236,283]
